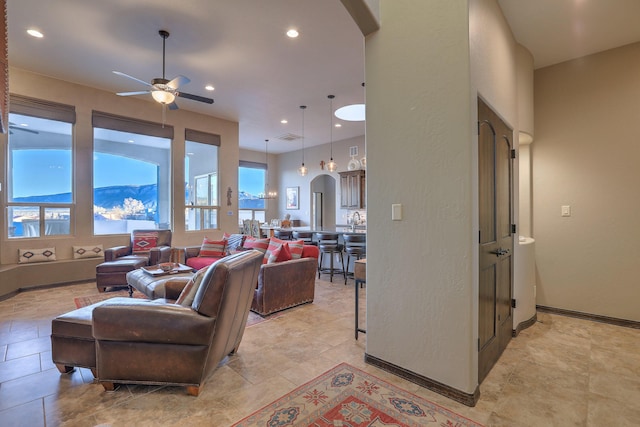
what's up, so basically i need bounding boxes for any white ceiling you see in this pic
[8,1,640,153]
[497,0,640,69]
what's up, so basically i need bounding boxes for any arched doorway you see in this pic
[309,174,336,230]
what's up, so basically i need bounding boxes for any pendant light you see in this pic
[297,105,308,176]
[326,95,338,172]
[259,139,277,199]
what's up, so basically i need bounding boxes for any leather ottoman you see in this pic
[96,259,147,292]
[126,268,194,300]
[51,297,132,376]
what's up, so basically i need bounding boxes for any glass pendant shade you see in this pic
[298,164,308,176]
[327,160,337,172]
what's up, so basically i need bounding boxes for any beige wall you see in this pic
[360,0,524,396]
[365,0,476,394]
[0,67,239,293]
[533,42,640,322]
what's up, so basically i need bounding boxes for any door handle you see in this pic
[489,248,509,257]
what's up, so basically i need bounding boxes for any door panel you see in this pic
[478,98,513,383]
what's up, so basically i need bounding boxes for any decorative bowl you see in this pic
[159,263,174,272]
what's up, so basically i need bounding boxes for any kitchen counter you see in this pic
[262,226,366,235]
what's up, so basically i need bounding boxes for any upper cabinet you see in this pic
[339,170,366,209]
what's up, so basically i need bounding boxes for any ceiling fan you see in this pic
[113,30,214,110]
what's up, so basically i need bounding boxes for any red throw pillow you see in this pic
[132,232,158,253]
[266,246,282,264]
[200,237,226,257]
[277,243,292,262]
[243,237,270,253]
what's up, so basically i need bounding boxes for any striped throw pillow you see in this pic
[243,237,270,255]
[200,237,226,257]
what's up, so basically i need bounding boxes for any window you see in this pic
[92,112,173,235]
[238,161,267,226]
[185,129,220,231]
[7,96,75,238]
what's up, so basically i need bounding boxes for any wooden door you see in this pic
[478,98,514,383]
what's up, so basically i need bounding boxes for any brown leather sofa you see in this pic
[91,250,263,396]
[251,245,319,316]
[178,236,319,316]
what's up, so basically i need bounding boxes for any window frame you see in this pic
[6,95,76,239]
[92,111,174,235]
[238,160,268,227]
[184,129,221,232]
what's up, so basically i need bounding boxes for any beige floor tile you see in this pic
[1,278,640,426]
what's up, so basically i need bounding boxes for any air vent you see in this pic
[349,146,358,157]
[276,133,302,141]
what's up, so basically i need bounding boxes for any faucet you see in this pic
[351,212,361,231]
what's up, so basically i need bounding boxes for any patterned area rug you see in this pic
[231,363,484,426]
[73,290,279,327]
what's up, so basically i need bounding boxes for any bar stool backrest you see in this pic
[293,230,314,244]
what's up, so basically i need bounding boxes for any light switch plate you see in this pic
[561,205,571,217]
[392,204,402,221]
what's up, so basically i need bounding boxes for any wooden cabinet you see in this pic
[339,170,366,209]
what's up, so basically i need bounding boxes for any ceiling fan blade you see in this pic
[168,101,179,111]
[176,91,214,104]
[116,91,151,96]
[167,75,190,90]
[113,71,151,87]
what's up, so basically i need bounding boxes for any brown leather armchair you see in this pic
[251,245,319,316]
[103,229,173,265]
[92,250,263,396]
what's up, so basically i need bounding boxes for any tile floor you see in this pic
[1,278,639,426]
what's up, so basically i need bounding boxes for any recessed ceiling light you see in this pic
[205,85,214,91]
[27,29,44,38]
[20,123,29,127]
[334,123,342,128]
[280,119,288,124]
[335,104,365,121]
[128,139,134,143]
[286,29,299,38]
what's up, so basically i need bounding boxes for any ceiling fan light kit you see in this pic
[114,30,213,109]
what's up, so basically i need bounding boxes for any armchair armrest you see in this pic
[104,245,131,261]
[163,277,193,300]
[170,246,201,264]
[149,245,172,265]
[92,299,214,346]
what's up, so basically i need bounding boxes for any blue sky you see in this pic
[239,166,266,196]
[12,150,157,198]
[13,150,266,198]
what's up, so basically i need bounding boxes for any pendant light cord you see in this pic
[328,95,334,160]
[300,105,306,166]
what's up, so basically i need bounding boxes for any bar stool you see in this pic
[343,234,366,284]
[274,229,292,240]
[292,230,315,245]
[315,232,345,283]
